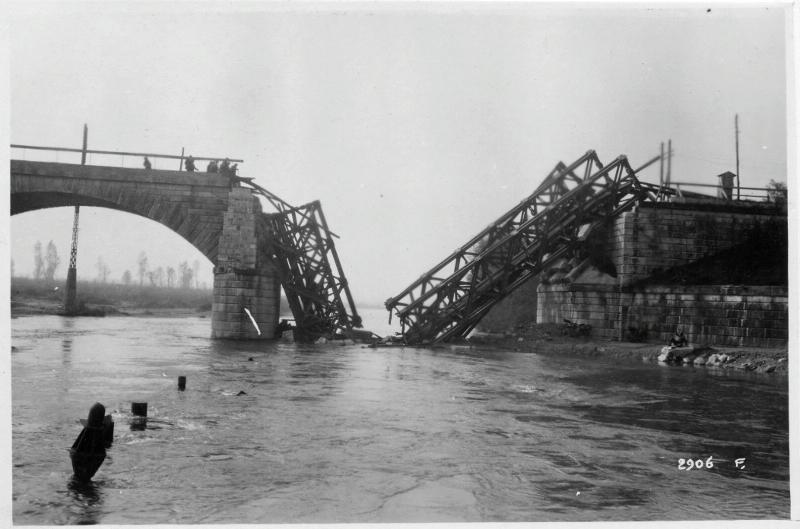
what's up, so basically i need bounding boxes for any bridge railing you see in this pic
[10,143,242,172]
[668,181,778,203]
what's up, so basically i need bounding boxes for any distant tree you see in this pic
[147,271,157,286]
[166,266,176,288]
[44,241,60,281]
[96,256,110,283]
[193,259,200,289]
[154,266,165,287]
[33,241,44,280]
[179,261,193,289]
[766,180,787,206]
[122,270,132,286]
[137,252,148,286]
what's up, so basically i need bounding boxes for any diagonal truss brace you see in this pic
[385,151,660,345]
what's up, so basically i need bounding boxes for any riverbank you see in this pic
[10,277,213,317]
[10,297,210,319]
[468,323,788,375]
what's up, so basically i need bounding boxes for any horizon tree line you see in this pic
[15,243,208,289]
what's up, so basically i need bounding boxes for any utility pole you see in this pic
[64,124,86,314]
[735,114,741,200]
[666,139,672,187]
[659,141,664,187]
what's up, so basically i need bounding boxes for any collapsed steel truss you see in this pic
[385,151,666,345]
[246,180,362,340]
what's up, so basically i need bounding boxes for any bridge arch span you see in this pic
[11,159,281,339]
[11,160,231,263]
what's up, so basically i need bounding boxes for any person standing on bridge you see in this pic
[143,156,151,170]
[206,159,218,173]
[185,155,196,172]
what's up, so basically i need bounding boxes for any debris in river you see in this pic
[244,307,261,335]
[70,403,109,482]
[178,376,186,391]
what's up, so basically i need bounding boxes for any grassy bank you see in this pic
[11,277,212,316]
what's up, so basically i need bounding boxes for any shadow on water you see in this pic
[66,477,104,525]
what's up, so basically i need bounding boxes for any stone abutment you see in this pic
[211,187,281,339]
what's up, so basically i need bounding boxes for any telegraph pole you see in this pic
[735,114,741,200]
[666,139,672,187]
[64,124,86,314]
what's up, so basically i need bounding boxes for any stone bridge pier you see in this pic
[212,187,281,340]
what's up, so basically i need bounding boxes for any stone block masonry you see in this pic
[211,187,281,339]
[538,202,787,348]
[610,204,785,286]
[539,284,787,347]
[211,270,281,339]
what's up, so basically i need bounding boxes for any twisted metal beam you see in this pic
[386,152,657,345]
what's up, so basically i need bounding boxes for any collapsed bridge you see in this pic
[384,150,669,345]
[10,141,363,341]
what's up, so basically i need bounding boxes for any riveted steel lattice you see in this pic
[385,151,666,345]
[246,180,361,340]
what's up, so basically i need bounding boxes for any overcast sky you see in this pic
[8,2,789,310]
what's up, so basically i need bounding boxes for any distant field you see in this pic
[11,277,212,311]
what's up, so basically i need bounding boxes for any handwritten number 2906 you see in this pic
[678,457,714,470]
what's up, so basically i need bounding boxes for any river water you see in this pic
[11,309,789,524]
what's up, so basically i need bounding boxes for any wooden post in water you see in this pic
[130,402,148,431]
[178,376,186,391]
[131,402,148,417]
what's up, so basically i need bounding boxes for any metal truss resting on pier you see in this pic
[248,181,362,340]
[385,151,667,345]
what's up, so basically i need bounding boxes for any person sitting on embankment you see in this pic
[669,329,687,348]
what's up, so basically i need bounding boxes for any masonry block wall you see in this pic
[538,203,788,347]
[211,187,281,339]
[610,204,783,286]
[621,285,787,347]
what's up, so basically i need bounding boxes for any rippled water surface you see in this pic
[11,311,789,523]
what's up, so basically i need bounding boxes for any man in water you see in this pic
[70,403,111,482]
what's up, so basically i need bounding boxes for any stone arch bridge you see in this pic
[11,159,362,340]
